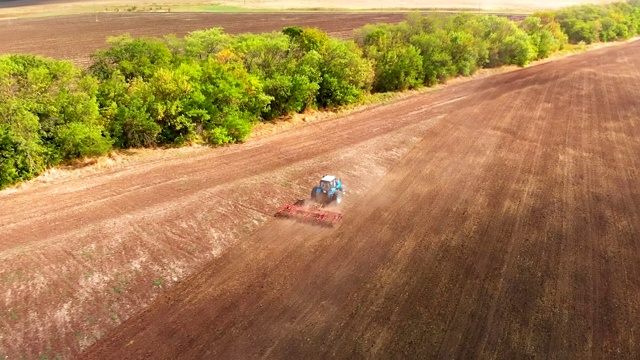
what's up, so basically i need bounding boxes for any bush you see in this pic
[317,39,374,107]
[183,28,230,59]
[371,44,423,92]
[230,31,321,120]
[206,126,233,145]
[89,34,173,81]
[410,32,453,85]
[556,3,640,44]
[195,56,270,144]
[0,121,46,187]
[0,54,110,188]
[356,24,424,91]
[148,67,198,144]
[97,73,160,148]
[501,32,537,66]
[54,122,111,159]
[529,29,560,59]
[448,31,480,76]
[93,43,271,147]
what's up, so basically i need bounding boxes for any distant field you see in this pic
[0,0,619,18]
[220,0,618,11]
[0,12,414,65]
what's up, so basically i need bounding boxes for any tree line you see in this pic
[1,1,640,189]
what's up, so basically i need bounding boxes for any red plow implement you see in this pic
[275,201,343,226]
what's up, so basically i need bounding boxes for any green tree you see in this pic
[501,32,537,66]
[284,27,329,53]
[89,34,173,81]
[448,31,479,76]
[230,32,320,119]
[410,31,454,85]
[147,66,198,144]
[356,23,424,91]
[184,28,230,59]
[194,55,271,144]
[371,44,423,92]
[317,39,374,107]
[0,54,110,188]
[54,122,112,159]
[97,72,160,148]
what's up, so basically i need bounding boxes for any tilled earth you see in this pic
[0,12,409,66]
[2,38,640,360]
[0,11,527,67]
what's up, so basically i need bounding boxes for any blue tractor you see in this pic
[311,175,345,205]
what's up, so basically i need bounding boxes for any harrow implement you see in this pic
[275,201,343,226]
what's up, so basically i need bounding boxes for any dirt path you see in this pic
[53,41,640,358]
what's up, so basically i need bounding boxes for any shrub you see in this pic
[317,39,374,107]
[183,28,230,59]
[371,44,423,92]
[230,32,320,120]
[0,54,109,188]
[89,34,173,81]
[410,32,454,85]
[97,73,160,148]
[54,122,111,159]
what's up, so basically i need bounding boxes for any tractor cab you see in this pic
[320,176,336,192]
[319,175,340,193]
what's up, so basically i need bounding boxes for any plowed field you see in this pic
[0,12,530,67]
[0,12,410,65]
[2,38,640,359]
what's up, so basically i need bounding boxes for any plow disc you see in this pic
[275,201,343,226]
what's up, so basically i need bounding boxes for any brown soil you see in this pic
[0,12,410,66]
[0,0,617,13]
[219,0,615,11]
[0,11,531,67]
[2,39,640,359]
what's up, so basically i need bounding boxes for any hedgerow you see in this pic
[1,1,639,189]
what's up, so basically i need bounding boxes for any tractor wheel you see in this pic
[311,187,320,201]
[333,190,343,204]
